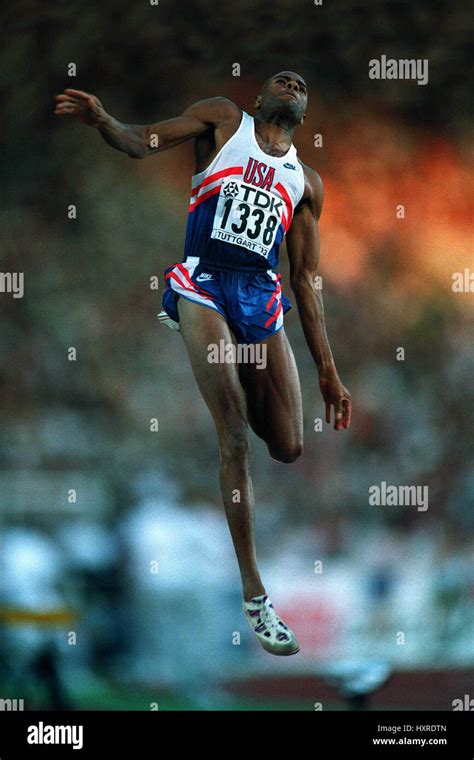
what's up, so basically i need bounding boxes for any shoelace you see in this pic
[259,600,289,641]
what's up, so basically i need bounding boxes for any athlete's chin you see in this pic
[276,98,299,120]
[276,104,302,123]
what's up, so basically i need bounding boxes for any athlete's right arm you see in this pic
[54,89,237,158]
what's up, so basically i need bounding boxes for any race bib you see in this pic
[211,179,284,258]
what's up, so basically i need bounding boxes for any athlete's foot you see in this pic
[243,594,300,656]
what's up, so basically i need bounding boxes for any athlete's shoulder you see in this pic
[297,160,324,219]
[183,96,242,126]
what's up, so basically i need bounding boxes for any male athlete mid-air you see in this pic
[55,72,351,656]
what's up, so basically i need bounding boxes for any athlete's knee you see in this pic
[269,440,303,464]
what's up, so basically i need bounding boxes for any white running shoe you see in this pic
[243,594,300,656]
[157,310,180,331]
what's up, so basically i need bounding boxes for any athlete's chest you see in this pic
[208,156,302,259]
[239,155,302,196]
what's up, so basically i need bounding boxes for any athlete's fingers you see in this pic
[55,98,85,111]
[55,94,81,104]
[343,397,351,429]
[55,104,78,113]
[63,88,92,100]
[334,399,344,430]
[325,400,331,424]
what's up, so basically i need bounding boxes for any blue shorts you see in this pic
[161,256,292,344]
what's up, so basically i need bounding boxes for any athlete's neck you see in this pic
[253,113,296,155]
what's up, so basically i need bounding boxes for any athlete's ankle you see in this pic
[243,582,266,602]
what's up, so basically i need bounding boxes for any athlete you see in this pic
[55,72,351,656]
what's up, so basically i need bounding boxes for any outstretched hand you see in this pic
[319,372,352,430]
[54,88,108,127]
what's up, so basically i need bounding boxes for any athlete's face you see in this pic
[255,72,308,124]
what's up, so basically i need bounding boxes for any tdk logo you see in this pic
[284,162,296,170]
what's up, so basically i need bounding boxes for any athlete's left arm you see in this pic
[286,167,351,431]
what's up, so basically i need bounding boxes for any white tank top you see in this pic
[184,110,306,270]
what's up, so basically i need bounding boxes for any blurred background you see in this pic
[1,0,473,710]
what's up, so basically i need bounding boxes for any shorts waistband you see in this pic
[197,258,272,273]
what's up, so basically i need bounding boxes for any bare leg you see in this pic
[177,297,265,601]
[238,328,304,462]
